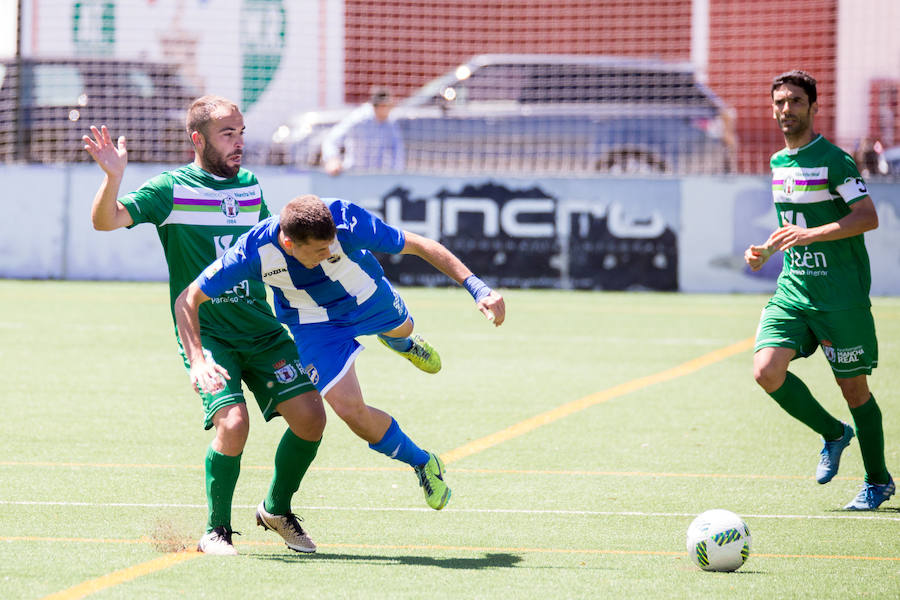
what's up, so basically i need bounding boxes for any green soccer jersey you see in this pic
[769,134,872,311]
[121,163,283,341]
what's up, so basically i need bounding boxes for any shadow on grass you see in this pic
[250,551,524,569]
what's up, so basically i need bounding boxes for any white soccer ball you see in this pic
[685,509,752,572]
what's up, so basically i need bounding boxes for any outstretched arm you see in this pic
[83,125,134,230]
[400,231,506,326]
[174,282,231,394]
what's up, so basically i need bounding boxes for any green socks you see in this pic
[850,395,890,485]
[205,445,242,533]
[768,371,844,440]
[264,429,321,515]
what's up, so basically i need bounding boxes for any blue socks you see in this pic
[369,418,429,467]
[378,334,413,352]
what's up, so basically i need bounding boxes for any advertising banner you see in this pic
[290,174,681,291]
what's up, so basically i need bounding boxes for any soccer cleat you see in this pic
[815,422,855,484]
[844,476,895,511]
[413,452,451,510]
[379,334,441,374]
[197,526,239,555]
[255,501,316,553]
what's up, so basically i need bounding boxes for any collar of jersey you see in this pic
[785,134,823,156]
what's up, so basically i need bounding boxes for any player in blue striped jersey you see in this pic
[175,194,506,510]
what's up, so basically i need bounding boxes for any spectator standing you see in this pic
[322,87,405,175]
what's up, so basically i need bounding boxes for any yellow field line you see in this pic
[41,551,200,600]
[36,337,755,599]
[441,337,755,464]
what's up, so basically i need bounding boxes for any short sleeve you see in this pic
[119,173,174,227]
[832,151,869,204]
[337,200,405,254]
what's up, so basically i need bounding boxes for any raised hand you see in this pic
[83,125,128,177]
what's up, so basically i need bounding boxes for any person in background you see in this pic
[322,87,405,175]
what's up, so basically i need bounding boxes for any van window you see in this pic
[127,69,156,98]
[521,65,714,106]
[33,64,85,106]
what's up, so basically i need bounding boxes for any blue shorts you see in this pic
[290,287,409,394]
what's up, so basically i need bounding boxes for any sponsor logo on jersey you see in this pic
[220,194,240,218]
[274,360,298,384]
[263,267,287,278]
[821,340,865,364]
[304,364,319,385]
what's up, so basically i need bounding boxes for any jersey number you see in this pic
[213,234,250,299]
[214,235,235,257]
[779,210,807,228]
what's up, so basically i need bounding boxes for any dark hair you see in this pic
[186,95,239,138]
[369,87,393,106]
[771,70,817,104]
[280,195,337,243]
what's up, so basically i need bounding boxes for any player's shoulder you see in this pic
[234,167,260,185]
[814,135,854,162]
[323,197,367,223]
[247,214,279,241]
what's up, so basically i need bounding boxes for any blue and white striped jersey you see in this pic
[196,198,406,325]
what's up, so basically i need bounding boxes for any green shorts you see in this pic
[179,329,316,430]
[754,301,878,378]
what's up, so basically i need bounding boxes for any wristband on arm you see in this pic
[463,275,492,302]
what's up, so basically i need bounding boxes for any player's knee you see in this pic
[328,397,367,426]
[835,377,870,407]
[213,406,250,448]
[752,361,784,393]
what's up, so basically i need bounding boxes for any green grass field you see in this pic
[1,280,898,599]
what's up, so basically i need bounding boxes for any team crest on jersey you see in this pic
[821,340,836,363]
[273,359,298,384]
[220,194,240,219]
[783,175,794,196]
[303,364,319,385]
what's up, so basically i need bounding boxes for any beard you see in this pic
[201,143,241,178]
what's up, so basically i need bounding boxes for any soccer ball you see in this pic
[685,509,752,572]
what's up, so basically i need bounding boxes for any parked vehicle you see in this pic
[269,54,737,175]
[0,58,197,164]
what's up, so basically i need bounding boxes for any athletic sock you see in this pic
[369,417,429,467]
[850,395,890,485]
[265,429,321,515]
[205,445,241,533]
[378,334,413,352]
[768,371,844,440]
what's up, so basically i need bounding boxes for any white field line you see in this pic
[1,500,898,522]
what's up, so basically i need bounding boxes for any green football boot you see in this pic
[379,334,441,374]
[414,452,451,510]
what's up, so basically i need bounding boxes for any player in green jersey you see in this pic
[744,70,893,510]
[83,96,328,553]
